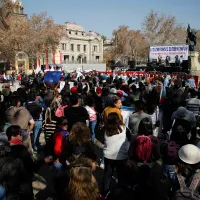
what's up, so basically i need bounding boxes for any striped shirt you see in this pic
[186,98,200,116]
[43,120,57,142]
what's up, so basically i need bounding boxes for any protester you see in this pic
[53,117,69,171]
[85,96,97,142]
[103,95,123,123]
[43,107,57,143]
[102,112,130,197]
[64,95,89,131]
[170,144,200,198]
[0,68,200,200]
[128,100,152,135]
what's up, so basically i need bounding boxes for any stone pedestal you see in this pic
[190,51,200,77]
[190,51,200,71]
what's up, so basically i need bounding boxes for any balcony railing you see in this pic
[62,60,104,64]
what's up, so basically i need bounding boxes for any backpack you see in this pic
[173,173,200,200]
[25,102,42,120]
[35,97,46,110]
[167,141,180,160]
[135,135,152,162]
[12,107,30,130]
[55,105,68,117]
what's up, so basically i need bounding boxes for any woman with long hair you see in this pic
[69,122,96,162]
[102,112,130,197]
[0,157,33,200]
[51,93,62,113]
[68,157,102,200]
[54,157,102,200]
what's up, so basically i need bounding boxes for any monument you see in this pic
[186,24,200,75]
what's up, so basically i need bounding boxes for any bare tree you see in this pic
[0,0,13,29]
[142,10,186,46]
[0,1,64,64]
[196,30,200,61]
[107,26,148,63]
[25,12,64,63]
[128,30,148,62]
[113,25,130,59]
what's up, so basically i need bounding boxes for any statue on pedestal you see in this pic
[186,24,197,51]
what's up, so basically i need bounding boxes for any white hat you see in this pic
[178,144,200,164]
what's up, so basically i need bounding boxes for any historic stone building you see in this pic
[59,22,104,64]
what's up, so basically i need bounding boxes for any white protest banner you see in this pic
[149,45,189,63]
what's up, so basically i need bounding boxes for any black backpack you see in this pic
[25,101,42,120]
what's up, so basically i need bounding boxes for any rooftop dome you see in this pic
[65,22,85,32]
[86,31,99,37]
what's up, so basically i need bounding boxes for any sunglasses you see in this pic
[62,122,68,126]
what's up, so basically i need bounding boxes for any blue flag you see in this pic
[44,71,62,83]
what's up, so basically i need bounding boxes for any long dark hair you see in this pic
[104,112,123,136]
[138,117,153,136]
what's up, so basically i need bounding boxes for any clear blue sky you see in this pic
[22,0,200,39]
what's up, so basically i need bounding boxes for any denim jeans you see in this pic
[163,164,176,180]
[33,120,42,151]
[103,158,127,195]
[90,120,97,142]
[54,162,62,172]
[0,185,6,200]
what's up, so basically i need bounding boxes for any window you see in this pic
[77,44,81,52]
[72,56,74,62]
[64,55,69,64]
[96,56,100,63]
[93,45,97,52]
[71,44,74,51]
[61,43,66,51]
[82,32,84,36]
[69,31,71,34]
[83,45,87,52]
[75,32,78,35]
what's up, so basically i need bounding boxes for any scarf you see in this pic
[58,127,69,137]
[9,139,23,146]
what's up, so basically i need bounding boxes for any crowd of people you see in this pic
[0,69,199,200]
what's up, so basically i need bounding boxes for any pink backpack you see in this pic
[55,105,68,117]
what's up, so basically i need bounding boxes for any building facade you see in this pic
[58,22,103,64]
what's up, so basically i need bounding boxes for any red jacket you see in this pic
[54,131,63,157]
